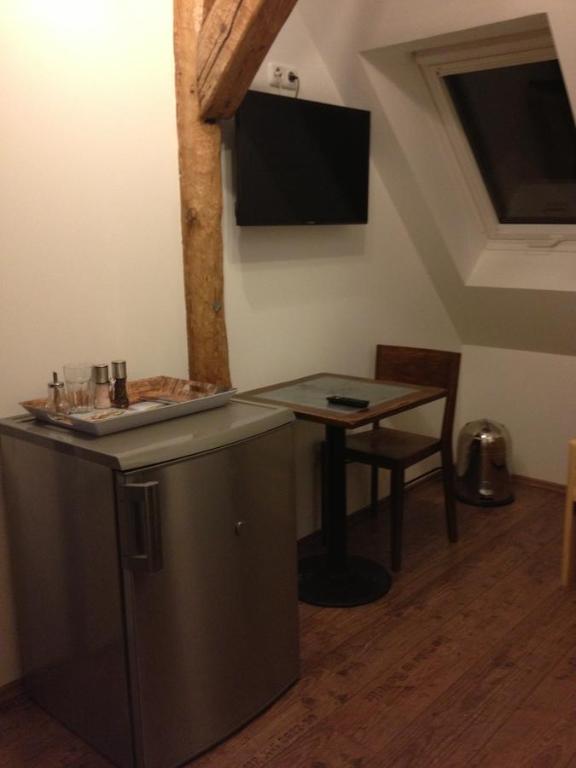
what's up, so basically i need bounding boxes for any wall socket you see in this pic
[268,62,299,92]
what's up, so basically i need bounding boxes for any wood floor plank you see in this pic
[0,694,111,767]
[466,644,576,767]
[191,492,563,768]
[0,481,571,768]
[301,495,561,684]
[228,538,562,768]
[364,586,576,768]
[299,483,559,673]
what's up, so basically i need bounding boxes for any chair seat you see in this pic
[346,427,441,466]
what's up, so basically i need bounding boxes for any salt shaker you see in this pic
[47,371,70,414]
[93,364,112,409]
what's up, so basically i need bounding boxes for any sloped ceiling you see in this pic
[298,0,576,356]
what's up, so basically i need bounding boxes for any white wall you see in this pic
[223,12,459,391]
[300,0,576,355]
[1,1,188,687]
[459,346,576,485]
[1,3,189,410]
[0,2,460,687]
[3,0,573,694]
[299,0,576,483]
[222,10,460,536]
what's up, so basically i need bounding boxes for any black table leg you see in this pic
[325,425,347,571]
[298,425,392,607]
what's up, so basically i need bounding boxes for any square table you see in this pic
[242,373,446,607]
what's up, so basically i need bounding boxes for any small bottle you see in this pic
[110,360,130,409]
[93,364,112,409]
[47,371,70,414]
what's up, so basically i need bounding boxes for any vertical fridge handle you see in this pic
[122,482,163,572]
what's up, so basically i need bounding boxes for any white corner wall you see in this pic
[1,2,189,412]
[3,0,573,694]
[1,1,189,688]
[300,0,576,486]
[223,10,459,393]
[0,2,461,687]
[222,8,460,537]
[458,346,576,484]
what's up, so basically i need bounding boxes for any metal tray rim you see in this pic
[21,383,237,436]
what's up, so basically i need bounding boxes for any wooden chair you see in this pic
[345,345,461,571]
[562,439,576,586]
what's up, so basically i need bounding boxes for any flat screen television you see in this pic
[234,90,370,226]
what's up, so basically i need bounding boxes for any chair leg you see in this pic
[390,467,405,572]
[370,465,379,517]
[442,447,458,543]
[320,441,329,544]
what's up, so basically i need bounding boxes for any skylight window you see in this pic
[417,30,576,247]
[445,60,576,225]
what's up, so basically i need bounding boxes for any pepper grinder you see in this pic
[93,364,112,409]
[110,360,130,409]
[47,371,70,414]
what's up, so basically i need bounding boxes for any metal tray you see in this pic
[21,376,236,436]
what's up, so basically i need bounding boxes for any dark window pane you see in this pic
[445,60,576,224]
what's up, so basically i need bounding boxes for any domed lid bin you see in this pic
[456,419,514,507]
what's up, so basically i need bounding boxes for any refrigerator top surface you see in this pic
[0,399,294,471]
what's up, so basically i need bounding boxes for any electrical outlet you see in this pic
[283,67,299,92]
[268,63,299,92]
[268,62,283,89]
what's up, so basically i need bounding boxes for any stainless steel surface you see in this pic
[0,399,293,468]
[121,482,163,572]
[120,424,299,768]
[93,363,110,385]
[1,436,133,768]
[47,372,66,390]
[456,419,514,506]
[111,360,127,379]
[1,403,299,768]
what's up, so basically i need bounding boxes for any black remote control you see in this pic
[326,395,370,409]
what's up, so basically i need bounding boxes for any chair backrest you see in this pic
[375,344,461,443]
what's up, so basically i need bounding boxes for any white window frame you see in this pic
[416,30,576,251]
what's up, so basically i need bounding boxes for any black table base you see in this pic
[298,554,392,607]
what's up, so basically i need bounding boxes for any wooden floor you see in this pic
[2,479,575,768]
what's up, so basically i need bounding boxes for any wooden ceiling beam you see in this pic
[201,0,218,21]
[197,0,299,121]
[174,0,231,388]
[173,0,297,388]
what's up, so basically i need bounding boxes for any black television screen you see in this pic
[234,90,370,226]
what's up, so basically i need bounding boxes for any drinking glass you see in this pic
[63,363,94,413]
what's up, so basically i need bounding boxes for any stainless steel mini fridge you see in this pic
[0,400,299,768]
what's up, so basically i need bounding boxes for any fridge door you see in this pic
[117,423,299,768]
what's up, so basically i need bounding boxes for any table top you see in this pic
[242,373,446,429]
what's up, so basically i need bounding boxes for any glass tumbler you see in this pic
[64,363,94,413]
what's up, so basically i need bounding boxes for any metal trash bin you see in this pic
[456,419,514,506]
